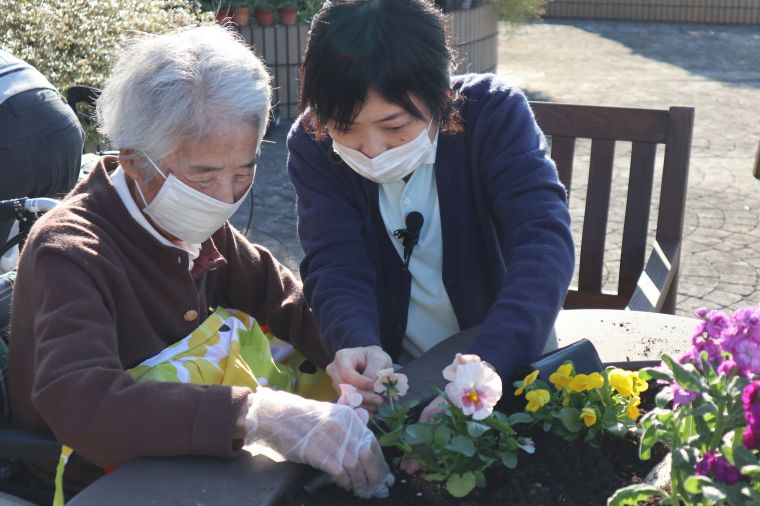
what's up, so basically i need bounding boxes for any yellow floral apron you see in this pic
[53,307,334,505]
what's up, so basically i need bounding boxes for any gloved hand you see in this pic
[326,345,393,411]
[245,387,394,498]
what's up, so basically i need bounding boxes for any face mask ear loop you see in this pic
[142,152,169,180]
[136,152,169,208]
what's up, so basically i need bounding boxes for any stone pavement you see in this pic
[232,19,760,317]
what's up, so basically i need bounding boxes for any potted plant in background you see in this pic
[277,0,298,25]
[297,0,324,23]
[231,0,251,26]
[214,2,233,24]
[252,0,275,26]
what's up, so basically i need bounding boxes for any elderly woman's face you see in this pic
[139,122,258,205]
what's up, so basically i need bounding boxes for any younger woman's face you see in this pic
[327,90,436,159]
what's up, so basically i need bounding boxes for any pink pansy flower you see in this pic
[444,360,502,420]
[337,384,370,425]
[442,353,482,382]
[374,368,409,400]
[337,383,363,408]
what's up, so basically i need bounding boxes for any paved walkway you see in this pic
[232,19,760,317]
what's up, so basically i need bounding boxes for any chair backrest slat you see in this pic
[531,102,669,143]
[530,101,693,312]
[618,141,657,297]
[578,138,615,293]
[549,136,576,197]
[656,107,694,243]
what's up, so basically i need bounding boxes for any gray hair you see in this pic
[97,25,271,176]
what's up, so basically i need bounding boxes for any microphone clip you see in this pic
[393,211,424,271]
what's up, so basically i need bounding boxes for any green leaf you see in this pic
[446,472,477,498]
[558,406,582,433]
[606,484,667,506]
[378,429,402,447]
[702,485,727,502]
[445,435,476,457]
[405,423,434,444]
[662,354,704,392]
[507,412,534,425]
[473,470,486,488]
[433,425,453,447]
[639,424,659,460]
[423,473,446,482]
[741,465,760,478]
[684,475,713,494]
[639,367,672,382]
[734,443,759,468]
[466,421,490,438]
[501,451,518,469]
[377,403,393,418]
[516,437,535,454]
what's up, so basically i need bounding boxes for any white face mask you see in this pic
[332,120,436,184]
[135,153,252,244]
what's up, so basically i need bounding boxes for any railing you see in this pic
[237,3,499,120]
[544,0,760,24]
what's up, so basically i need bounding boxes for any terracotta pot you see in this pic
[278,7,298,25]
[232,6,250,27]
[215,6,232,24]
[254,7,275,26]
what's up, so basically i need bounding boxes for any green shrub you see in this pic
[487,0,548,23]
[0,0,213,93]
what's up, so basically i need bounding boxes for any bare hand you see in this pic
[326,346,392,411]
[418,394,447,423]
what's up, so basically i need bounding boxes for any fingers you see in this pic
[400,456,421,475]
[418,395,447,423]
[327,348,377,392]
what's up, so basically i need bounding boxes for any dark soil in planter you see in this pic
[283,389,668,506]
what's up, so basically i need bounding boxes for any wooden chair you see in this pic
[530,102,695,314]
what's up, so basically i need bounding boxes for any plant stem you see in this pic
[708,395,726,452]
[670,411,682,506]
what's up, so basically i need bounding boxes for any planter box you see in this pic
[237,3,499,120]
[544,0,760,24]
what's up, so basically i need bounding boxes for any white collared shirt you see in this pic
[378,134,460,357]
[111,166,200,269]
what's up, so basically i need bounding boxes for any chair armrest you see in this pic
[627,238,681,313]
[0,428,61,461]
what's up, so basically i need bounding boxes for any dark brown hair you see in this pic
[299,0,463,139]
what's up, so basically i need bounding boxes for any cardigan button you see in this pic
[184,309,198,322]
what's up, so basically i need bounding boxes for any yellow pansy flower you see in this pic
[525,389,550,412]
[631,372,649,395]
[569,372,605,392]
[514,369,540,396]
[587,372,604,389]
[549,363,574,390]
[608,368,634,397]
[627,396,642,420]
[580,407,597,427]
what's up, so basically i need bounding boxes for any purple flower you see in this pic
[733,307,760,344]
[671,384,701,407]
[742,381,760,450]
[714,456,745,485]
[695,308,732,341]
[695,452,716,476]
[732,337,760,376]
[695,452,745,485]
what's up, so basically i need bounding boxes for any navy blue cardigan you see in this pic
[287,74,574,380]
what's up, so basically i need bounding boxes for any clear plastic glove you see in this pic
[245,387,394,498]
[326,345,393,411]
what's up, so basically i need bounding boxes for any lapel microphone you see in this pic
[393,211,424,271]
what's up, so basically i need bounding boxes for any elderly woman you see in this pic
[8,26,391,499]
